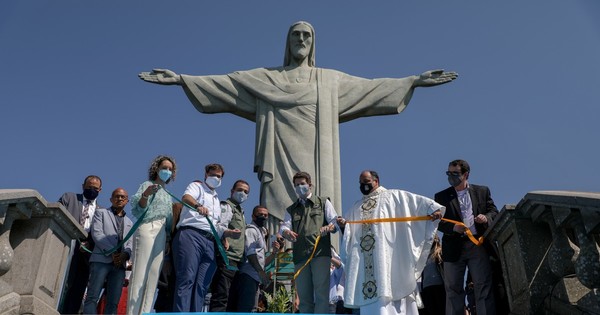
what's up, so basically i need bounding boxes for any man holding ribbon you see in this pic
[340,170,444,315]
[128,155,176,315]
[280,171,340,314]
[173,163,242,312]
[435,159,498,315]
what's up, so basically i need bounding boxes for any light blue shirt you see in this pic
[131,180,173,224]
[457,187,477,234]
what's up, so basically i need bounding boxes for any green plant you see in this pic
[264,285,293,313]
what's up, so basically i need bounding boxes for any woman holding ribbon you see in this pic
[127,155,177,315]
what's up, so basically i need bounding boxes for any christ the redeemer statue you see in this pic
[139,21,457,224]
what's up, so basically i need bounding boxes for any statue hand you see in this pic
[138,68,181,85]
[414,69,458,87]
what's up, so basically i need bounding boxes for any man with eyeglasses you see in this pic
[434,159,498,315]
[83,188,133,314]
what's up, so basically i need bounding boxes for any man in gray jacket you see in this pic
[83,188,133,314]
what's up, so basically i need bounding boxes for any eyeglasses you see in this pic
[445,171,462,177]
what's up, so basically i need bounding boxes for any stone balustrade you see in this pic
[0,188,598,314]
[0,189,85,315]
[487,190,600,314]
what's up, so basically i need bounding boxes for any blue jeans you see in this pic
[83,262,125,314]
[172,227,217,312]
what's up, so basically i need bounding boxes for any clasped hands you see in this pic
[112,252,129,267]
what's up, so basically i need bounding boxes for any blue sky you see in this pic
[1,1,599,223]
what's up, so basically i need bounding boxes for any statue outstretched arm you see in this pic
[413,69,458,87]
[138,69,182,85]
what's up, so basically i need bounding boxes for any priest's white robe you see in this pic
[180,68,415,221]
[342,187,445,314]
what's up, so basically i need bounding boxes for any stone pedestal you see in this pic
[0,189,85,315]
[487,191,600,315]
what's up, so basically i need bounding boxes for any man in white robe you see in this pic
[340,170,445,315]
[138,21,457,226]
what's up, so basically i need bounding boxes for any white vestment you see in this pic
[342,187,445,314]
[180,68,415,221]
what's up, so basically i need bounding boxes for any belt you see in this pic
[179,226,215,242]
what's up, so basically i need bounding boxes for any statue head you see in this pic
[284,21,315,67]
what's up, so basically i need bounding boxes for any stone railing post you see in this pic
[0,189,85,314]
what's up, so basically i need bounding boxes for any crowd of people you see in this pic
[56,156,503,315]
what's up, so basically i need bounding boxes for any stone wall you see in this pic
[0,190,84,315]
[487,191,600,314]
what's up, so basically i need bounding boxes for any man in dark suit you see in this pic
[58,175,102,314]
[83,188,133,314]
[435,160,498,315]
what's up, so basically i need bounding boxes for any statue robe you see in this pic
[341,187,444,312]
[181,67,415,221]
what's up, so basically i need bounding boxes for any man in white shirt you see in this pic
[435,159,498,315]
[340,170,444,315]
[172,163,242,312]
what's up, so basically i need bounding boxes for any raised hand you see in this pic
[414,69,458,87]
[138,69,181,85]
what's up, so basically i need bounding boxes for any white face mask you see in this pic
[294,184,310,199]
[232,191,248,204]
[205,176,221,189]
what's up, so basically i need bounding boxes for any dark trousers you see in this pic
[232,272,259,312]
[60,244,90,314]
[172,227,217,312]
[444,241,495,315]
[421,284,446,315]
[209,258,238,312]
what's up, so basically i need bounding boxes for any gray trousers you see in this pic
[295,255,331,314]
[444,241,495,315]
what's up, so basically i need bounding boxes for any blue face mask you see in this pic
[232,191,248,204]
[158,169,172,182]
[295,184,310,199]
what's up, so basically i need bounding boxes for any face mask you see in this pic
[232,191,248,204]
[158,169,172,182]
[360,183,374,195]
[448,175,463,187]
[255,216,267,227]
[206,176,221,189]
[83,188,99,201]
[294,184,310,198]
